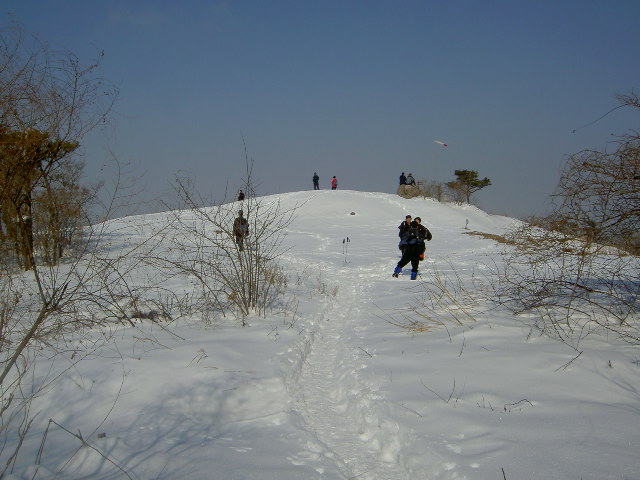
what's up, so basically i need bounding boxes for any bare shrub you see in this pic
[419,180,444,201]
[485,93,640,347]
[445,181,467,204]
[163,169,296,325]
[495,222,639,346]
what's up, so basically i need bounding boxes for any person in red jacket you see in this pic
[331,176,338,190]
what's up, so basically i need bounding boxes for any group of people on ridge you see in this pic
[399,172,416,186]
[313,173,338,190]
[234,181,432,279]
[393,214,432,280]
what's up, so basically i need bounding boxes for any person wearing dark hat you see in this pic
[313,172,320,190]
[233,210,249,251]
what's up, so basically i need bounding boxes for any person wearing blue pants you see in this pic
[393,220,428,279]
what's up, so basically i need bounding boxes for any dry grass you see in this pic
[386,264,480,334]
[463,231,515,245]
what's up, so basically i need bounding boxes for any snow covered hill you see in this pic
[18,190,640,480]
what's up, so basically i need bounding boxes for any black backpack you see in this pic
[405,227,419,244]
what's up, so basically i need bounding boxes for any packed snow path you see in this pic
[282,192,418,479]
[288,266,410,479]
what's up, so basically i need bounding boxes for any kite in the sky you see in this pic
[434,140,447,147]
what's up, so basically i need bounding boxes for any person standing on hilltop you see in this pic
[313,172,320,190]
[331,176,338,190]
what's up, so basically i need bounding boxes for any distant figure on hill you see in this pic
[331,176,338,190]
[399,172,406,185]
[237,189,245,201]
[406,173,415,186]
[313,172,320,190]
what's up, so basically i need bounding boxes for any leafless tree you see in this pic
[551,133,639,254]
[0,21,143,476]
[31,157,95,265]
[418,180,444,201]
[493,93,639,346]
[0,20,117,269]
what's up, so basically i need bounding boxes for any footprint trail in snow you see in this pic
[287,258,411,480]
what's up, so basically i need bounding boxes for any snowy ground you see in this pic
[13,190,640,479]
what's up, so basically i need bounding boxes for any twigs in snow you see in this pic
[36,419,134,480]
[555,350,583,372]
[503,399,534,413]
[358,346,373,358]
[421,378,458,404]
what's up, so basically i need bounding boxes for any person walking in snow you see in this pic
[398,215,412,237]
[331,176,338,190]
[233,210,249,251]
[393,220,429,280]
[313,172,320,190]
[399,172,407,185]
[397,215,412,251]
[414,216,432,260]
[414,217,432,240]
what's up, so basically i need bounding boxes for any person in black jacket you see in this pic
[313,172,319,190]
[397,215,412,251]
[414,216,432,259]
[393,220,432,279]
[398,215,412,233]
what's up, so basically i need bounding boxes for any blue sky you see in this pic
[3,1,639,218]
